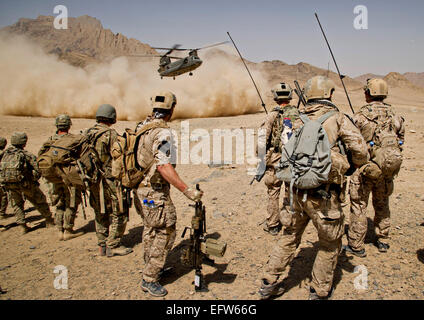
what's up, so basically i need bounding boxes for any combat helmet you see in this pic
[151,91,177,110]
[96,104,117,124]
[10,132,28,146]
[55,114,72,130]
[303,76,335,101]
[364,78,388,98]
[271,83,293,101]
[0,137,7,149]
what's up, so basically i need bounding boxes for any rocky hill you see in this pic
[1,15,156,67]
[354,73,384,85]
[403,72,424,88]
[384,72,422,90]
[258,60,363,89]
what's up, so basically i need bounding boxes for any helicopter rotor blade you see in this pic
[196,41,229,51]
[126,54,182,60]
[126,54,163,58]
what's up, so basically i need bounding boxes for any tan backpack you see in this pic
[360,104,403,179]
[111,121,168,189]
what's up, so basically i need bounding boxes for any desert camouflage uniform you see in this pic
[348,102,405,251]
[39,134,83,232]
[2,146,53,225]
[262,102,368,298]
[85,123,126,248]
[135,117,176,283]
[259,106,299,229]
[0,149,8,217]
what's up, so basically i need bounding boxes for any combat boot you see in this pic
[99,245,107,256]
[308,286,334,300]
[258,279,285,300]
[141,280,168,297]
[20,223,30,234]
[0,214,6,220]
[263,224,281,236]
[342,244,367,258]
[58,230,64,241]
[375,240,390,253]
[63,229,84,241]
[106,245,133,257]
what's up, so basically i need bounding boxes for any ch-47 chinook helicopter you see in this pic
[129,41,228,79]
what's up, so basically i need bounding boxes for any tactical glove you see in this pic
[183,187,203,202]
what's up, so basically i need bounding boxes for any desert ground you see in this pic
[0,95,424,300]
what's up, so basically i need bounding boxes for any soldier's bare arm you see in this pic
[157,164,187,192]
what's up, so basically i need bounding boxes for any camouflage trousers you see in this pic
[263,186,345,298]
[136,184,177,283]
[0,187,8,215]
[348,170,394,251]
[263,166,283,228]
[47,182,82,231]
[89,178,127,248]
[4,182,52,225]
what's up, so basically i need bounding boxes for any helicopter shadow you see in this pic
[160,232,237,287]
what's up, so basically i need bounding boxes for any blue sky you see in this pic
[0,0,422,77]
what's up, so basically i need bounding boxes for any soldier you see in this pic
[258,76,368,300]
[344,79,405,256]
[135,91,203,297]
[85,104,133,257]
[259,83,299,235]
[0,137,8,219]
[0,132,55,233]
[38,115,85,241]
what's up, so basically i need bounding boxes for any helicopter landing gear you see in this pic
[189,72,193,76]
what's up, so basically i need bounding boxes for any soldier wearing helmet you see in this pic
[134,91,203,297]
[259,76,368,300]
[0,137,8,219]
[343,78,405,257]
[38,115,84,241]
[83,104,133,257]
[0,132,54,233]
[257,83,299,236]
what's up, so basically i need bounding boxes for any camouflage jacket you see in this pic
[295,101,369,168]
[353,101,405,150]
[83,123,117,178]
[136,118,174,187]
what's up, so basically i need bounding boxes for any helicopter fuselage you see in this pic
[158,55,203,77]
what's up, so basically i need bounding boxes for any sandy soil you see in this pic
[0,99,424,300]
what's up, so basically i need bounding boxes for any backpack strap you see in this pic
[299,113,310,123]
[134,120,169,171]
[317,110,337,124]
[136,120,169,136]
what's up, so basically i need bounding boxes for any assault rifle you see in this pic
[181,184,227,292]
[249,157,266,185]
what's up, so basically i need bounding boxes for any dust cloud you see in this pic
[0,32,269,121]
